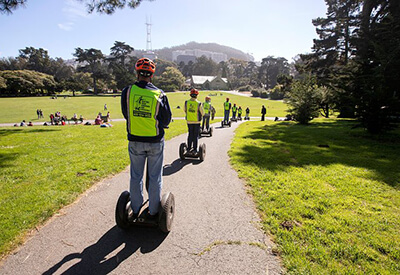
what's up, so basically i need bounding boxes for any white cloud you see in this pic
[58,22,74,31]
[58,0,92,31]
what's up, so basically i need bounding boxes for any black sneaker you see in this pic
[146,211,158,221]
[128,211,138,222]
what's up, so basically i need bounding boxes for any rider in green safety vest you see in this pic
[232,103,237,120]
[121,58,172,220]
[238,106,243,120]
[202,96,212,131]
[184,89,204,153]
[223,98,231,123]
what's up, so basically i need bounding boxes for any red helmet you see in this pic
[135,58,156,75]
[190,88,199,97]
[205,96,211,101]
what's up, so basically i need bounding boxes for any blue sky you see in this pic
[0,0,327,62]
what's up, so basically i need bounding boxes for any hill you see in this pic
[134,41,254,62]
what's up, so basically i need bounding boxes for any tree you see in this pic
[352,0,400,133]
[155,66,185,92]
[64,72,92,96]
[73,47,105,94]
[19,47,52,74]
[109,41,134,67]
[0,75,6,89]
[1,0,153,14]
[192,56,218,76]
[0,70,56,96]
[0,0,26,14]
[259,56,289,90]
[286,76,321,124]
[108,41,136,90]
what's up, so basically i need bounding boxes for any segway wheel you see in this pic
[229,121,231,127]
[115,191,131,229]
[209,127,213,137]
[159,192,175,233]
[199,143,206,161]
[179,143,186,160]
[221,121,223,127]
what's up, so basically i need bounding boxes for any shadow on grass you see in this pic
[0,128,61,137]
[42,226,167,275]
[235,120,400,187]
[0,152,20,168]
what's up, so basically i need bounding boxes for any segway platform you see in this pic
[244,116,250,121]
[115,191,175,232]
[179,143,206,161]
[200,126,213,137]
[221,120,231,127]
[230,117,238,122]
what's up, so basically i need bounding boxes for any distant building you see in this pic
[173,49,227,64]
[176,55,196,64]
[190,75,229,90]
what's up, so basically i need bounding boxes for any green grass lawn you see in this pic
[0,91,287,123]
[229,119,400,274]
[0,119,187,258]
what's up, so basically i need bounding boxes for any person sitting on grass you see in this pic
[95,114,103,125]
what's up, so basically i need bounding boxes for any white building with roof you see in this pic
[190,75,229,90]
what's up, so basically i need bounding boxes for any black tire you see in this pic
[221,121,223,127]
[229,121,231,127]
[159,192,175,233]
[199,143,206,161]
[179,143,186,160]
[115,191,131,229]
[209,127,213,137]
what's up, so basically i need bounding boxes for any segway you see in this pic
[230,117,238,122]
[221,120,231,127]
[200,126,213,137]
[244,114,250,121]
[115,162,175,233]
[179,143,206,161]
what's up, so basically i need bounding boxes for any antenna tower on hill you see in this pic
[146,16,152,52]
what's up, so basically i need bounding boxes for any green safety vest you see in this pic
[203,102,211,114]
[224,101,230,110]
[127,85,161,137]
[238,108,242,115]
[186,100,201,122]
[232,106,237,113]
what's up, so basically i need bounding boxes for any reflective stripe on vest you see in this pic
[127,85,161,137]
[232,106,237,112]
[203,102,211,114]
[224,102,230,110]
[186,100,200,122]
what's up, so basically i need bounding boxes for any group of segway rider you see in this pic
[117,58,250,232]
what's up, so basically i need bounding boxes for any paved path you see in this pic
[0,121,282,274]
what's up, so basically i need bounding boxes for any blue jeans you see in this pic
[224,110,230,123]
[202,115,210,131]
[128,141,164,215]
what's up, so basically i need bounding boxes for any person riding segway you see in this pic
[231,103,238,122]
[237,106,243,121]
[200,96,213,136]
[221,97,231,127]
[180,89,206,161]
[117,58,175,232]
[244,107,250,120]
